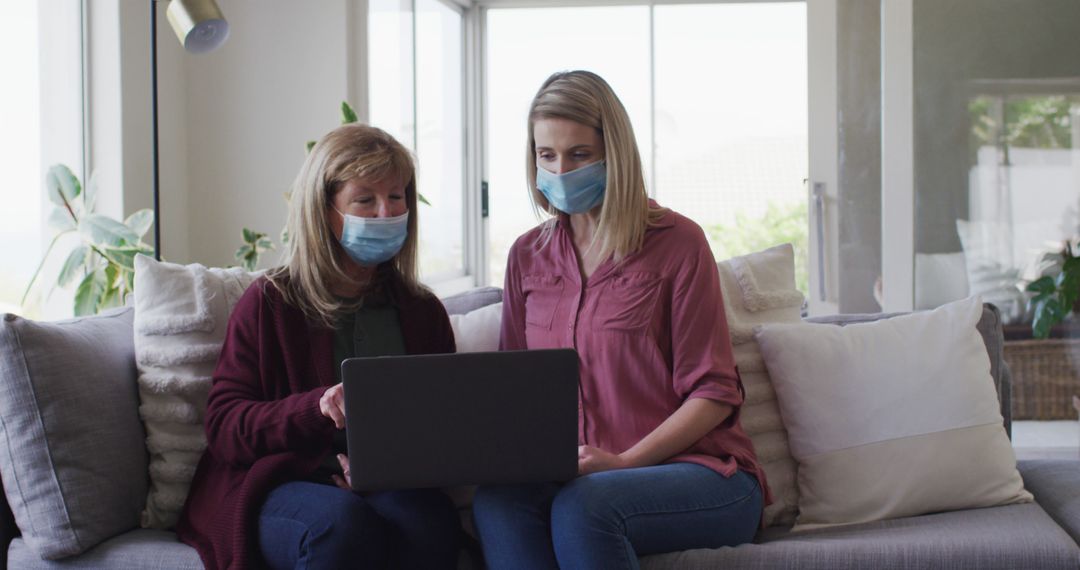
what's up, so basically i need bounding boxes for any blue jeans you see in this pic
[257,481,462,569]
[472,463,762,570]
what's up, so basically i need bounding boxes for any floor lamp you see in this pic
[151,0,229,260]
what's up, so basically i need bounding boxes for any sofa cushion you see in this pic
[132,255,261,529]
[756,296,1031,529]
[7,529,203,569]
[807,303,1013,435]
[1019,459,1080,548]
[0,308,147,560]
[641,502,1080,570]
[716,244,805,527]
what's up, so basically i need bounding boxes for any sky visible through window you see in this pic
[0,2,42,316]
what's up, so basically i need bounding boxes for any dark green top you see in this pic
[313,289,406,485]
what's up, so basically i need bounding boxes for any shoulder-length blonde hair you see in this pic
[266,123,424,328]
[526,70,666,262]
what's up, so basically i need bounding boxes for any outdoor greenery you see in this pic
[706,200,809,297]
[969,94,1078,163]
[22,164,154,316]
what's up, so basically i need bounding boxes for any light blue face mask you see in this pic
[536,160,607,214]
[334,209,409,266]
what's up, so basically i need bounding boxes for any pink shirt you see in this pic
[500,203,772,506]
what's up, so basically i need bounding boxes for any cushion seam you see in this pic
[797,421,1008,460]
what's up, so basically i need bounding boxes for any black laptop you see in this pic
[342,349,579,492]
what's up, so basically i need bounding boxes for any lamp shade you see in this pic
[166,0,229,54]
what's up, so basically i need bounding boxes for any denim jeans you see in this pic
[472,463,762,570]
[256,481,462,570]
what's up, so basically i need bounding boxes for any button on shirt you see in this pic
[500,202,772,506]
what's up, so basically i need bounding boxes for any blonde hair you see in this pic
[266,123,424,328]
[526,70,666,261]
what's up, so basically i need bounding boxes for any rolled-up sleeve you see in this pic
[669,230,743,408]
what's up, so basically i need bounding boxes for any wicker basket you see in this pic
[1004,338,1080,420]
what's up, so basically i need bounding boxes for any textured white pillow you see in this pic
[755,296,1032,530]
[716,243,804,527]
[449,302,502,353]
[132,255,261,529]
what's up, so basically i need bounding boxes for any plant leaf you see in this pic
[124,209,155,239]
[418,193,431,206]
[256,237,274,251]
[242,228,261,244]
[74,268,107,316]
[306,140,316,153]
[100,244,150,272]
[1026,276,1056,295]
[57,246,89,288]
[79,213,139,247]
[46,164,81,208]
[341,101,358,124]
[48,208,76,233]
[280,227,289,245]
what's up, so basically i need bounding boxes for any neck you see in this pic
[332,257,377,298]
[567,205,602,245]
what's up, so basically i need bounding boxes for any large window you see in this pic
[484,3,808,290]
[369,0,466,285]
[0,2,85,319]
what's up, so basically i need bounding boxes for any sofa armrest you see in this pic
[1,476,17,569]
[1018,460,1080,547]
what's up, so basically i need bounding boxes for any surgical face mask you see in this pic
[334,209,409,266]
[536,160,607,214]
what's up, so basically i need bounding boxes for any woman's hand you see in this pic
[578,445,631,475]
[331,453,352,490]
[319,384,346,429]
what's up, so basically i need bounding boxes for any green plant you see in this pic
[706,201,809,296]
[1026,241,1080,339]
[235,228,275,271]
[22,164,154,316]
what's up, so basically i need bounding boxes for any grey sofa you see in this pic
[1,287,1078,569]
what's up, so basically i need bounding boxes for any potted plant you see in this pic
[1026,241,1080,339]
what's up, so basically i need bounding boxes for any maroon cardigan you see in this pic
[175,276,456,570]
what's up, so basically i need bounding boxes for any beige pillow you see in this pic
[716,243,804,527]
[755,296,1032,530]
[133,255,261,529]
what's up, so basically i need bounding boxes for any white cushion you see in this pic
[449,302,502,353]
[914,252,969,310]
[755,296,1032,529]
[716,243,804,527]
[132,255,261,529]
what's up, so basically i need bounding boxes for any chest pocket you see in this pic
[594,272,662,332]
[523,274,564,330]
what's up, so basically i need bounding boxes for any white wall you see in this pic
[183,0,352,268]
[97,0,359,268]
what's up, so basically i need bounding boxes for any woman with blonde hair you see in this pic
[176,123,462,569]
[472,70,771,568]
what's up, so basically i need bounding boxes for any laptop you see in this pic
[342,349,579,492]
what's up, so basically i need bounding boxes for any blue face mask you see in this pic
[536,160,607,214]
[334,209,409,266]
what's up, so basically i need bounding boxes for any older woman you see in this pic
[176,124,462,569]
[472,71,771,569]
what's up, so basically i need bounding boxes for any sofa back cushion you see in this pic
[132,254,261,529]
[756,296,1031,529]
[0,307,147,560]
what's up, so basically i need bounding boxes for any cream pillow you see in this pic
[755,296,1032,530]
[449,302,502,353]
[133,255,261,529]
[716,243,804,527]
